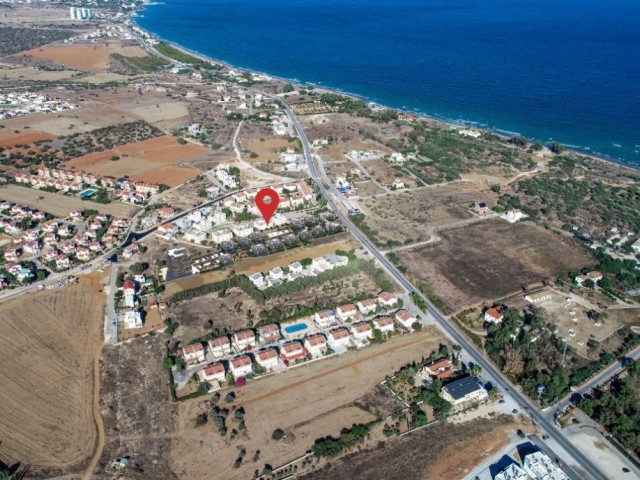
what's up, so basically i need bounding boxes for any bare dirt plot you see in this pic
[0,129,54,147]
[164,236,357,295]
[299,417,514,480]
[128,101,190,124]
[0,184,139,218]
[169,328,446,480]
[503,289,621,356]
[95,335,179,480]
[353,180,385,197]
[0,273,106,477]
[359,182,496,245]
[245,133,292,163]
[360,158,414,188]
[65,135,207,186]
[20,44,109,70]
[399,220,593,311]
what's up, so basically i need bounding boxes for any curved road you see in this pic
[285,104,608,480]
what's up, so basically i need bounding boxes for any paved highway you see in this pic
[284,105,608,480]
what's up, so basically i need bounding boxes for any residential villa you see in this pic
[255,348,279,370]
[440,376,488,406]
[373,316,395,333]
[181,343,206,365]
[575,271,604,286]
[233,330,257,351]
[395,309,416,329]
[336,304,357,321]
[208,336,231,358]
[230,355,253,377]
[351,321,373,341]
[494,464,528,480]
[328,327,351,347]
[484,307,504,323]
[305,334,328,356]
[198,362,227,383]
[280,340,307,363]
[314,309,336,327]
[258,323,281,343]
[420,358,453,381]
[378,291,398,308]
[357,298,378,315]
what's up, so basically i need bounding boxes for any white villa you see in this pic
[230,355,253,377]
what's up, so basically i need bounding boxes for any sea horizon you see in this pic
[134,0,640,168]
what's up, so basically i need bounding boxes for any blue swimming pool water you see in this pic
[79,189,96,198]
[284,323,308,334]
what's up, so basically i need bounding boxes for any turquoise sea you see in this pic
[135,0,640,167]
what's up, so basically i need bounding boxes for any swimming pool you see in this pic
[79,188,96,198]
[284,322,308,334]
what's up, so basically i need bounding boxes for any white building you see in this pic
[395,309,416,329]
[314,309,336,327]
[328,328,351,347]
[440,376,488,406]
[249,272,265,289]
[182,344,206,365]
[232,223,254,238]
[211,228,233,244]
[494,464,528,480]
[198,362,226,384]
[336,304,357,322]
[229,355,253,377]
[357,298,378,315]
[208,337,231,358]
[373,316,395,333]
[304,334,328,356]
[351,321,373,341]
[233,330,257,351]
[255,348,279,370]
[523,452,568,480]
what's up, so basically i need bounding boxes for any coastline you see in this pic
[129,12,640,175]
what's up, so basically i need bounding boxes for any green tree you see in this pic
[550,141,565,154]
[272,428,285,440]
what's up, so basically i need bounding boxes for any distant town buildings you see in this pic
[69,7,91,20]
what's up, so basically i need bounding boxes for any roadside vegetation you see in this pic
[155,42,211,67]
[577,359,639,458]
[485,306,640,406]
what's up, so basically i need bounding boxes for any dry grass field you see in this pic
[360,158,414,188]
[168,328,445,480]
[359,182,496,245]
[65,135,207,186]
[398,219,593,311]
[106,44,149,57]
[246,135,292,163]
[0,273,105,476]
[0,66,78,81]
[0,184,139,218]
[20,44,109,70]
[128,101,190,124]
[300,416,514,480]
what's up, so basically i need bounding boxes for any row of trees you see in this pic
[312,423,371,458]
[170,258,394,305]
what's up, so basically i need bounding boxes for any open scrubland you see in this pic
[0,184,139,218]
[0,274,105,477]
[358,182,495,247]
[299,416,514,480]
[398,219,593,312]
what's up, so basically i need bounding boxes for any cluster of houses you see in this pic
[248,253,350,289]
[15,167,160,203]
[347,150,381,161]
[0,92,78,120]
[574,270,603,286]
[0,200,48,236]
[179,291,416,390]
[271,113,293,136]
[3,210,127,272]
[222,180,314,214]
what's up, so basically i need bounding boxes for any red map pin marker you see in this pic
[255,188,280,226]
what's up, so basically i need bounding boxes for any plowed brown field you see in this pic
[0,273,106,476]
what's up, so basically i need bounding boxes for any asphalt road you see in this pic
[284,105,609,480]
